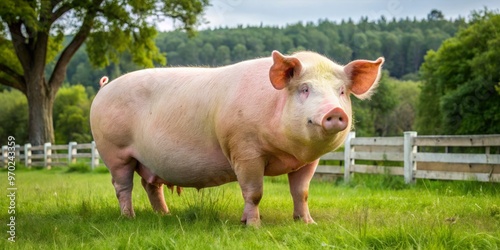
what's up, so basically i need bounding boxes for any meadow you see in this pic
[1,165,499,249]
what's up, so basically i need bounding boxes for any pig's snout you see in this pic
[322,108,348,133]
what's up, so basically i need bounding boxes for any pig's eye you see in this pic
[299,84,309,101]
[300,84,309,94]
[340,86,345,95]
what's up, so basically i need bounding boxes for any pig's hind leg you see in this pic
[136,163,169,214]
[107,157,137,218]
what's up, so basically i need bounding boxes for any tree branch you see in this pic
[48,0,103,91]
[50,0,63,8]
[51,2,73,23]
[7,22,31,73]
[0,62,25,85]
[0,74,26,94]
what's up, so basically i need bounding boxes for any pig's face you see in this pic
[269,51,384,157]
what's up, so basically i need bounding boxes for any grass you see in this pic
[1,167,499,249]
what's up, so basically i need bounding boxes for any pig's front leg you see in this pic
[288,159,319,224]
[234,157,265,227]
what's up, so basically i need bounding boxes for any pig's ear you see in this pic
[344,57,384,99]
[269,50,302,90]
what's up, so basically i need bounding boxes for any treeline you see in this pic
[156,15,463,78]
[65,10,466,90]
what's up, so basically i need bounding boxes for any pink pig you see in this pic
[90,51,384,226]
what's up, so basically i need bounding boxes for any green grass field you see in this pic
[1,166,499,249]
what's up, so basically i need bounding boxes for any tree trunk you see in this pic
[26,75,55,146]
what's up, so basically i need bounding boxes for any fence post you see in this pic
[44,142,52,169]
[15,145,21,165]
[91,141,99,170]
[2,145,7,168]
[68,142,77,164]
[343,131,355,183]
[404,131,417,184]
[24,143,32,168]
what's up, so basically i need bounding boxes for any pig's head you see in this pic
[269,50,384,160]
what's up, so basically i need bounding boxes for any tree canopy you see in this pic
[417,10,500,135]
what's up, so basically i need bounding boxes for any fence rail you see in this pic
[2,132,500,183]
[2,141,100,170]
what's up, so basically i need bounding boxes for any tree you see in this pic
[416,50,445,134]
[417,10,500,135]
[232,43,247,62]
[427,9,444,21]
[199,43,215,65]
[0,0,209,145]
[53,84,92,144]
[352,71,398,136]
[215,45,230,65]
[385,78,420,135]
[177,40,200,65]
[0,89,28,143]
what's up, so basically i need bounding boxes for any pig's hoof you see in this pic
[120,213,136,219]
[294,215,316,224]
[307,220,317,225]
[244,218,261,228]
[121,208,136,218]
[155,209,170,216]
[241,214,263,227]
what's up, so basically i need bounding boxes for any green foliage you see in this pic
[53,85,92,144]
[0,85,94,144]
[0,89,28,142]
[66,162,92,173]
[93,166,110,174]
[387,78,421,134]
[67,11,466,90]
[353,71,420,136]
[418,10,500,135]
[155,16,463,74]
[440,78,500,134]
[428,9,445,21]
[65,46,141,90]
[81,0,209,69]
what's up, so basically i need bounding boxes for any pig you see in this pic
[90,50,384,226]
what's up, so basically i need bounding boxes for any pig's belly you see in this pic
[135,145,236,189]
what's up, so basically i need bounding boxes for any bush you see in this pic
[66,162,91,173]
[93,166,110,174]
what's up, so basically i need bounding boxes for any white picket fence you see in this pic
[316,132,500,183]
[2,132,500,183]
[1,141,100,170]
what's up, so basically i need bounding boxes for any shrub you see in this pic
[66,162,91,173]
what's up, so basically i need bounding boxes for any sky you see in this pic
[159,0,500,31]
